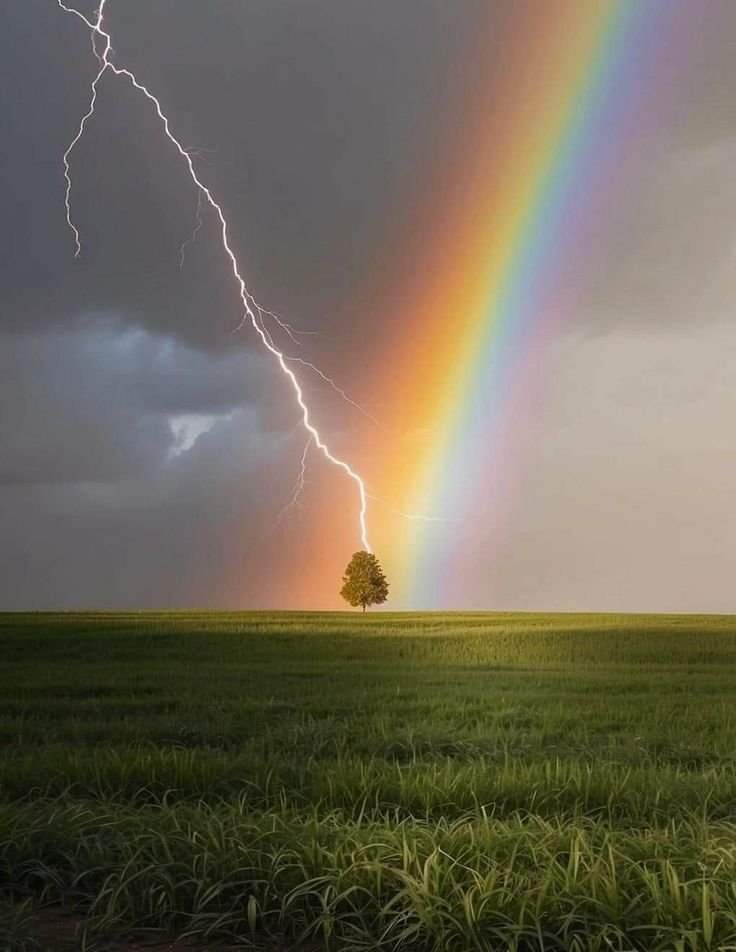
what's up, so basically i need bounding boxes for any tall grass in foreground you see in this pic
[3,800,736,950]
[2,611,736,949]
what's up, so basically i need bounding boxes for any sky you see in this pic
[1,0,736,611]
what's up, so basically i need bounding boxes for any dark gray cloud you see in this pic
[1,0,486,344]
[0,318,270,485]
[0,314,314,608]
[0,409,293,608]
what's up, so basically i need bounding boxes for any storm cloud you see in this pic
[2,1,736,609]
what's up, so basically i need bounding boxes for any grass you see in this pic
[1,610,736,950]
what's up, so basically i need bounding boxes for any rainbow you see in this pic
[365,0,692,608]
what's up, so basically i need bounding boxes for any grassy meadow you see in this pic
[2,611,736,950]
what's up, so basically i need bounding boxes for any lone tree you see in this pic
[340,551,389,611]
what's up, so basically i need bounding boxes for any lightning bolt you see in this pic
[271,443,444,534]
[255,304,329,348]
[365,495,458,523]
[178,182,385,444]
[57,0,371,551]
[285,356,392,435]
[272,436,313,531]
[179,191,204,270]
[251,303,390,435]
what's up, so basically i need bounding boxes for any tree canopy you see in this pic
[340,551,389,611]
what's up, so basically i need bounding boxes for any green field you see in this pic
[2,611,736,951]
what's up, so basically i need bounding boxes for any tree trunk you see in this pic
[362,604,366,612]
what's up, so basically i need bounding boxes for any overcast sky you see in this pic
[2,1,736,611]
